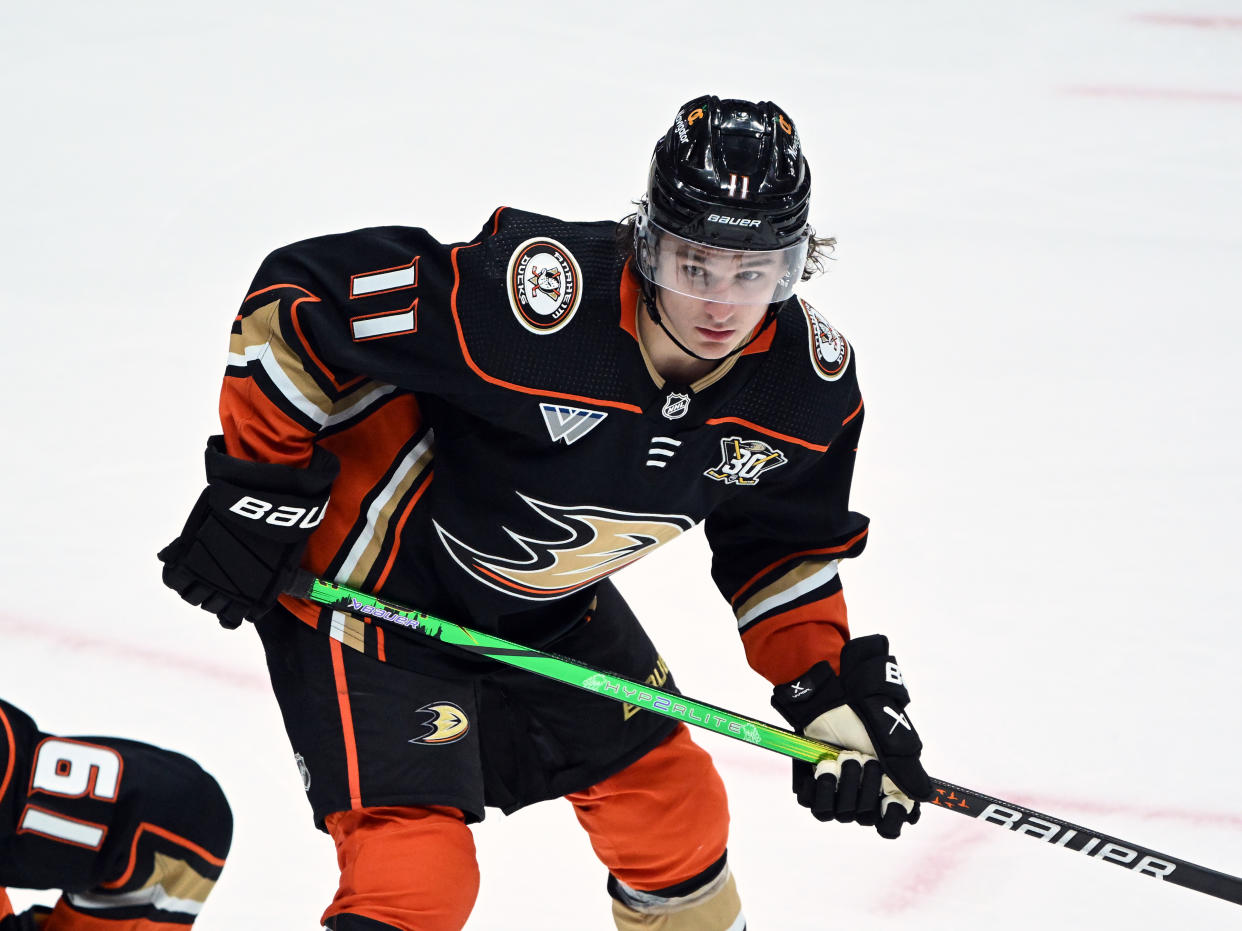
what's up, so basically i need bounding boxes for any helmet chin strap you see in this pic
[639,278,780,365]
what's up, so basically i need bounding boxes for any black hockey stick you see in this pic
[287,572,1242,907]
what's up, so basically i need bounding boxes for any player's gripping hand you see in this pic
[158,436,338,629]
[772,634,932,838]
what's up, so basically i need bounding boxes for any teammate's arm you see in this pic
[0,699,232,925]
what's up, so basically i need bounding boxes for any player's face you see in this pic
[655,287,770,359]
[653,242,781,358]
[656,238,788,305]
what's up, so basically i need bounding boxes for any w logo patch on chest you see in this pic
[540,403,606,445]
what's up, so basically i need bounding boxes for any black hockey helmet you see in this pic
[644,94,811,251]
[634,95,812,310]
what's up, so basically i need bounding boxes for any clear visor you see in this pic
[634,215,809,306]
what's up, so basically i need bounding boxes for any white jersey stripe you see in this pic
[329,609,349,643]
[735,560,839,629]
[335,430,435,586]
[227,342,395,428]
[67,885,204,916]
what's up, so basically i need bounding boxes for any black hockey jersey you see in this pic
[0,699,231,922]
[221,207,869,684]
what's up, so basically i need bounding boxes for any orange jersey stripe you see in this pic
[704,416,830,453]
[100,822,226,890]
[730,528,870,607]
[303,395,426,574]
[289,294,368,393]
[245,281,313,304]
[374,469,434,590]
[0,705,15,810]
[330,639,363,808]
[449,242,644,414]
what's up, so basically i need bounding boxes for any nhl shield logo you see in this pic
[294,753,311,791]
[661,392,691,420]
[705,436,788,486]
[507,238,583,334]
[802,299,850,381]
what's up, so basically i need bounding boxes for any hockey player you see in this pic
[0,699,232,930]
[158,94,933,930]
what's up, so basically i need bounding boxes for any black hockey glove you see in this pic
[158,436,338,630]
[1,905,52,930]
[772,634,933,839]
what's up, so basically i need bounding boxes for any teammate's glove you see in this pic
[158,436,338,630]
[771,634,932,839]
[1,905,52,930]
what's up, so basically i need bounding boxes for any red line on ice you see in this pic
[1132,13,1242,29]
[876,821,991,916]
[0,614,268,692]
[1004,791,1242,831]
[876,793,1242,915]
[1064,85,1242,103]
[712,744,1242,829]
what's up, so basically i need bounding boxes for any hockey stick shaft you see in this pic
[287,573,1242,907]
[288,572,831,763]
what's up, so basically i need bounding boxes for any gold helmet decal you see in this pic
[435,495,695,601]
[408,702,470,745]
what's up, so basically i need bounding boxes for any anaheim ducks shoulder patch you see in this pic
[507,237,583,334]
[801,298,851,381]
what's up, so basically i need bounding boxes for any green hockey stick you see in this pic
[287,572,1242,908]
[287,571,830,763]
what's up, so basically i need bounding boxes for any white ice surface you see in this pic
[2,2,1241,928]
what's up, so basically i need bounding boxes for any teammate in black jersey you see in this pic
[0,699,231,930]
[160,94,934,931]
